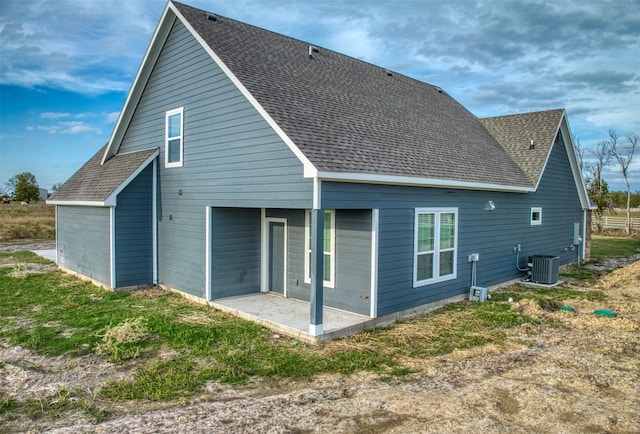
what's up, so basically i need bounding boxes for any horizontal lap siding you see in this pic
[57,206,111,286]
[116,20,311,297]
[266,209,371,315]
[211,208,261,298]
[115,164,153,287]
[322,133,583,316]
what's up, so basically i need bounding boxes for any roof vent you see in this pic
[308,45,319,58]
[530,139,535,150]
[434,86,443,93]
[384,69,393,76]
[207,13,217,21]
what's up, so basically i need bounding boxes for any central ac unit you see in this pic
[531,255,560,284]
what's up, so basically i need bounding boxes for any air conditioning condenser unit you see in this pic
[531,255,560,284]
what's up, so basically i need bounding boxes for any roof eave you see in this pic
[101,2,176,164]
[315,171,533,193]
[46,200,110,207]
[48,148,159,207]
[531,110,593,210]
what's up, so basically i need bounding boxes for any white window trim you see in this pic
[530,207,542,226]
[304,209,335,288]
[414,207,458,287]
[165,107,184,168]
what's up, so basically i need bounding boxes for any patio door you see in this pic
[268,220,286,295]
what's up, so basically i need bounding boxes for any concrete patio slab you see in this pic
[212,293,371,343]
[211,291,468,344]
[32,249,57,262]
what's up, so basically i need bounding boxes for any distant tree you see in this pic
[51,182,63,193]
[584,139,613,234]
[608,191,627,209]
[606,130,637,236]
[9,172,40,202]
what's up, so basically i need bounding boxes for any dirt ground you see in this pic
[1,256,639,433]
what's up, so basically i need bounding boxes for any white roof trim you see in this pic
[531,110,594,210]
[315,171,533,193]
[46,200,108,207]
[559,113,595,210]
[102,2,176,164]
[103,149,159,206]
[169,2,318,177]
[48,149,158,207]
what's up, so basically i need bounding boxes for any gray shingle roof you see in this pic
[479,109,564,186]
[48,146,158,203]
[173,2,532,188]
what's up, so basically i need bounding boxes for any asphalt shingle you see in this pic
[173,2,533,188]
[480,109,565,186]
[48,146,158,203]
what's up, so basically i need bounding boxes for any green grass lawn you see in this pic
[591,235,640,259]
[0,235,637,416]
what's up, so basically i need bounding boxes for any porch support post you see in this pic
[309,177,324,336]
[309,207,324,336]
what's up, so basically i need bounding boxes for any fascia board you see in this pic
[316,171,533,193]
[169,2,318,178]
[47,149,159,208]
[102,149,160,206]
[102,3,175,164]
[559,113,595,210]
[531,111,593,210]
[46,200,107,207]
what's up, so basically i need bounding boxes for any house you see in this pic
[48,1,593,341]
[38,188,49,201]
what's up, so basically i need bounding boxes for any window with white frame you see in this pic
[414,208,458,287]
[530,207,542,225]
[304,209,335,288]
[165,107,183,167]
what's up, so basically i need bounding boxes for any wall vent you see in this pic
[531,255,559,284]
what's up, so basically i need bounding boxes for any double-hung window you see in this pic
[165,107,183,167]
[304,210,335,288]
[414,208,458,287]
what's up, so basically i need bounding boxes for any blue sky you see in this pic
[1,0,638,193]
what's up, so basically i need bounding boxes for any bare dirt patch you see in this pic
[2,262,639,433]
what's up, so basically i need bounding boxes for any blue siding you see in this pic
[322,134,584,316]
[115,20,312,297]
[266,209,372,315]
[56,206,111,286]
[115,164,153,287]
[210,208,261,298]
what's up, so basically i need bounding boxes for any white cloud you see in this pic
[106,111,120,124]
[0,0,164,94]
[26,121,100,135]
[41,112,72,119]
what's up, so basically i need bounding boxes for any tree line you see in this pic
[577,129,638,236]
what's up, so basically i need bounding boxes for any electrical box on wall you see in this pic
[467,253,480,262]
[573,222,581,245]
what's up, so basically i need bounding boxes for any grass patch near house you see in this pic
[0,241,632,411]
[590,235,640,259]
[0,202,55,241]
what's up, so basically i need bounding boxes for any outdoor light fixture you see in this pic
[486,201,496,211]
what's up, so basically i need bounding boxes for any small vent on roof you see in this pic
[308,45,319,58]
[207,13,217,21]
[530,140,535,150]
[434,86,443,93]
[384,69,393,76]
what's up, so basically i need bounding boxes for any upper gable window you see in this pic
[165,107,183,168]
